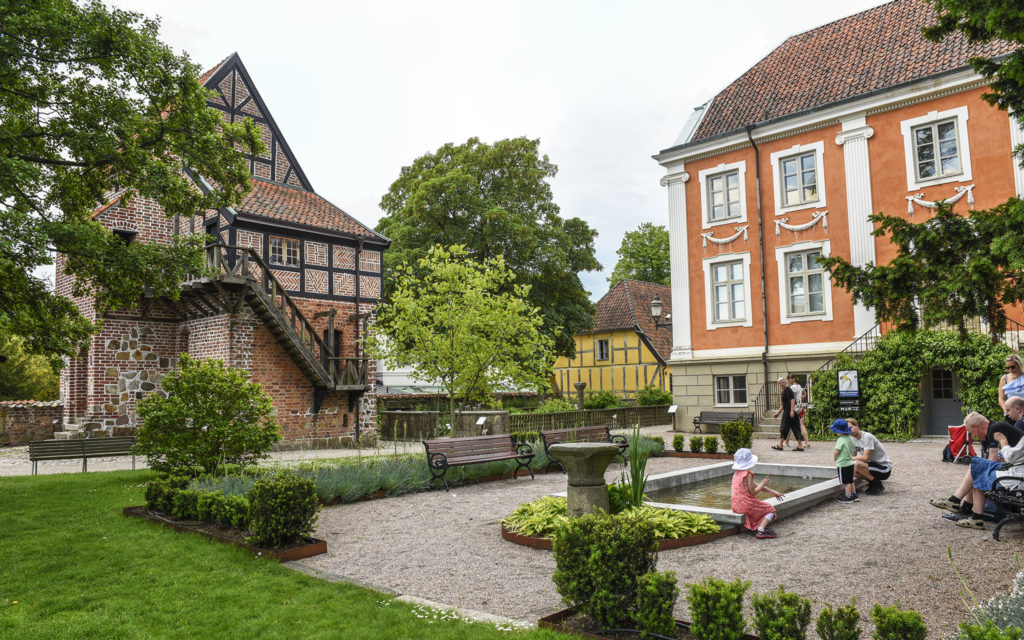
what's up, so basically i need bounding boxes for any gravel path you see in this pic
[302,438,1022,639]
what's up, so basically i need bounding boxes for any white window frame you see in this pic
[698,161,747,230]
[900,106,972,191]
[769,141,826,214]
[596,339,610,361]
[701,252,753,330]
[775,240,834,325]
[714,374,748,407]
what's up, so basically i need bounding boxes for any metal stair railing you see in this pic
[199,243,368,390]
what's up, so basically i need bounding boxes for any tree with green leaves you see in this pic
[820,202,1024,334]
[367,244,555,421]
[1,0,263,359]
[376,137,600,358]
[608,222,670,287]
[0,334,60,401]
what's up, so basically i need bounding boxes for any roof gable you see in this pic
[592,280,672,363]
[683,0,1015,146]
[200,53,313,191]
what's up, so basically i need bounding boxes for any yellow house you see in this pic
[553,280,672,401]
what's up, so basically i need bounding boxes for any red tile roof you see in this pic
[0,400,62,407]
[197,55,231,88]
[591,280,672,363]
[686,0,1016,144]
[236,179,386,241]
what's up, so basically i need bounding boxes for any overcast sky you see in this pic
[109,0,884,299]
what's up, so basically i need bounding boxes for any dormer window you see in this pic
[270,236,299,266]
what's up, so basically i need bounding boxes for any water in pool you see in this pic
[646,475,822,510]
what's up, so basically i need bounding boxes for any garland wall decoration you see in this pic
[700,225,748,248]
[774,210,828,235]
[906,184,974,216]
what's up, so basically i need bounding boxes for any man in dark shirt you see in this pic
[965,409,1024,460]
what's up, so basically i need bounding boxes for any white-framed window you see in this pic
[775,240,834,325]
[270,236,300,266]
[715,375,747,406]
[769,141,826,214]
[900,106,972,191]
[698,161,747,229]
[701,252,753,330]
[596,339,610,361]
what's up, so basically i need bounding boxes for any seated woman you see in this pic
[929,429,1024,529]
[731,448,785,539]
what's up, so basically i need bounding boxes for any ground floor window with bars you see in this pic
[715,375,747,405]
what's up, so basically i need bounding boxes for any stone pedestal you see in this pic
[549,442,620,517]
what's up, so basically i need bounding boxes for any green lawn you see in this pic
[0,470,566,639]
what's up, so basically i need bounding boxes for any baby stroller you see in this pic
[942,425,976,463]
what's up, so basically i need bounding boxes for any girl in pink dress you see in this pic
[731,448,785,539]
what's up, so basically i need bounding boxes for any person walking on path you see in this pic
[848,418,891,495]
[784,374,811,450]
[832,419,858,503]
[773,377,803,451]
[731,448,785,539]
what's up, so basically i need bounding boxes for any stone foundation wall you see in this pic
[0,401,63,446]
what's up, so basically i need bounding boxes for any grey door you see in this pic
[926,368,962,436]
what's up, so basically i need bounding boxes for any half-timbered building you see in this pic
[57,53,389,445]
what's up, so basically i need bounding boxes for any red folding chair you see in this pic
[947,425,976,463]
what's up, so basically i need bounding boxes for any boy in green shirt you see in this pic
[831,418,858,503]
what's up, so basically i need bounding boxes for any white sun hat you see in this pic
[732,448,758,471]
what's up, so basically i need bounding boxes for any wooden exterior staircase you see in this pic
[179,243,370,399]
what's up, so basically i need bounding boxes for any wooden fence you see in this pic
[507,405,672,432]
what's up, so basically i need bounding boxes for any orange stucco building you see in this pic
[654,0,1021,433]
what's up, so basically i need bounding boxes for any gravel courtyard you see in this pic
[301,438,1022,639]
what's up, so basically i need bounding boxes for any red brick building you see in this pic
[57,53,389,446]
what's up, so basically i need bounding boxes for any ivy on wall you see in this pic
[808,330,1011,438]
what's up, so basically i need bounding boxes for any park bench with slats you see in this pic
[422,433,534,491]
[29,437,137,475]
[693,411,755,434]
[539,425,628,473]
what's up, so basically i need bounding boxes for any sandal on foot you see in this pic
[954,518,985,530]
[771,446,784,451]
[928,498,961,512]
[794,448,805,452]
[754,529,777,539]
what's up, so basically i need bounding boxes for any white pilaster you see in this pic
[1009,110,1024,198]
[661,170,692,360]
[835,119,876,336]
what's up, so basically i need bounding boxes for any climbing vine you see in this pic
[808,330,1011,438]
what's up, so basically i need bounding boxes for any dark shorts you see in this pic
[838,464,854,485]
[867,461,892,481]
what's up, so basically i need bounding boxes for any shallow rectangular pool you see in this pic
[643,461,846,526]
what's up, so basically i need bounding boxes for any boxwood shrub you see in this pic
[247,471,320,549]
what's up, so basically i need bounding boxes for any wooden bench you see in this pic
[692,411,755,434]
[986,470,1024,541]
[540,425,628,473]
[29,437,137,475]
[422,434,534,491]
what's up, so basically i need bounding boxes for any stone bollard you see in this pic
[549,442,620,517]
